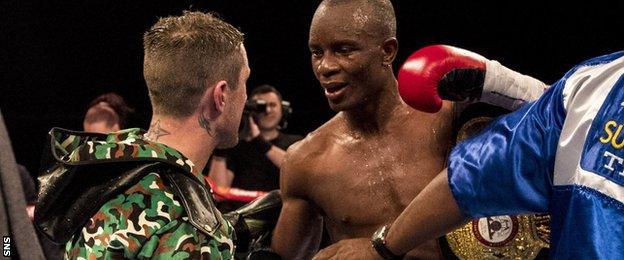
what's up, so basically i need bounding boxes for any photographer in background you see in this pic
[208,84,303,210]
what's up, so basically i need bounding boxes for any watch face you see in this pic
[371,225,402,259]
[371,225,388,245]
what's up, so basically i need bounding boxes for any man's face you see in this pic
[308,4,387,111]
[219,45,250,148]
[252,92,282,131]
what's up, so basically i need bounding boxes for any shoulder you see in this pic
[98,172,185,235]
[280,115,343,195]
[273,133,304,149]
[123,172,235,259]
[284,114,343,166]
[561,50,624,87]
[394,102,454,135]
[577,50,624,68]
[559,51,624,110]
[66,171,186,258]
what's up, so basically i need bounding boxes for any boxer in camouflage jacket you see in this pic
[36,11,250,259]
[54,128,234,259]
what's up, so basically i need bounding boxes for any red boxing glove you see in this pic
[398,45,486,113]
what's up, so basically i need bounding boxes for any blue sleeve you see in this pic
[448,79,567,218]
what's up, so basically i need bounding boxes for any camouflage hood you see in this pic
[37,128,226,245]
[49,127,203,182]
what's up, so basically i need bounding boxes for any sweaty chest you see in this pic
[308,139,446,236]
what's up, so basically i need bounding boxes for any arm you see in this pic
[248,116,288,168]
[272,148,323,259]
[384,170,465,255]
[207,155,234,187]
[384,77,568,256]
[313,171,464,260]
[316,76,569,260]
[265,145,287,168]
[398,44,547,113]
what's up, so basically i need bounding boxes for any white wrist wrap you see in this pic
[483,59,548,111]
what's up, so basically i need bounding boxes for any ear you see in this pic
[381,37,398,66]
[198,80,228,120]
[212,80,228,114]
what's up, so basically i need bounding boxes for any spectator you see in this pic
[209,85,302,209]
[83,92,134,133]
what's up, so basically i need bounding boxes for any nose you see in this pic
[315,54,340,79]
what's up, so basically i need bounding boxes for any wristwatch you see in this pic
[371,224,404,260]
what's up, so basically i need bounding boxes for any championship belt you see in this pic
[446,214,550,259]
[446,115,551,259]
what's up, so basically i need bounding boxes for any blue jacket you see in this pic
[448,51,624,259]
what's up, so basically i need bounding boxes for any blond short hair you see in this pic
[143,11,244,117]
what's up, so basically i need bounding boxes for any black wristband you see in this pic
[213,148,229,157]
[371,224,404,260]
[250,136,272,154]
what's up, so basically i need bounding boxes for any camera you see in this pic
[239,99,293,136]
[243,99,292,120]
[243,99,268,116]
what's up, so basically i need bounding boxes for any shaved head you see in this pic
[308,0,399,112]
[313,0,396,41]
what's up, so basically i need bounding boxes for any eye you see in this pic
[336,45,354,54]
[310,49,323,58]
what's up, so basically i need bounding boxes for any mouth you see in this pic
[323,82,349,100]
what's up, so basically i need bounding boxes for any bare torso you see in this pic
[287,103,453,258]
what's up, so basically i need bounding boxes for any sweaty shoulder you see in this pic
[398,101,454,144]
[286,114,344,165]
[280,115,344,196]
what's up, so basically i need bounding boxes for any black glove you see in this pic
[247,247,282,260]
[223,190,282,253]
[213,148,230,157]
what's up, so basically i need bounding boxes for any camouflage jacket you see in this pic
[43,128,234,259]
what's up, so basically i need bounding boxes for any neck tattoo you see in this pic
[145,119,171,141]
[198,107,215,137]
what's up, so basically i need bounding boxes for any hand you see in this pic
[398,44,546,113]
[312,238,382,260]
[247,116,261,140]
[398,45,486,113]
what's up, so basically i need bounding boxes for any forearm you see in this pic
[482,59,548,109]
[208,156,233,187]
[385,169,466,255]
[265,145,287,168]
[249,135,287,168]
[272,199,323,259]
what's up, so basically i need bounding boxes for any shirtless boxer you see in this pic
[271,1,548,258]
[313,49,624,259]
[271,1,454,258]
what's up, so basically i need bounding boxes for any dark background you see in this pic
[2,0,623,176]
